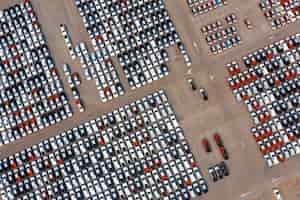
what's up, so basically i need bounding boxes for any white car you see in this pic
[273,188,283,200]
[292,141,300,154]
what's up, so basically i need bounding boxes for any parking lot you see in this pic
[0,0,300,199]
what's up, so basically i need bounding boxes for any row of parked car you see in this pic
[187,78,209,101]
[186,0,228,16]
[59,24,76,60]
[201,13,242,55]
[208,161,229,182]
[202,133,229,160]
[0,1,73,146]
[259,0,300,30]
[228,34,300,101]
[62,64,85,113]
[74,0,191,90]
[75,42,125,103]
[63,64,81,88]
[226,33,300,167]
[0,90,208,199]
[205,26,238,45]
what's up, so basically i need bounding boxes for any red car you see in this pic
[202,138,212,153]
[219,146,229,160]
[213,133,229,160]
[213,133,223,147]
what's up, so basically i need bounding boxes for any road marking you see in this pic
[240,191,253,198]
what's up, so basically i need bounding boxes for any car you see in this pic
[198,178,208,193]
[187,78,197,91]
[213,133,229,160]
[244,18,253,29]
[0,1,74,146]
[1,5,204,194]
[219,146,229,160]
[214,164,224,179]
[272,188,283,200]
[199,87,208,100]
[208,161,229,182]
[225,13,237,24]
[213,133,223,147]
[201,138,212,152]
[208,167,218,182]
[219,161,229,176]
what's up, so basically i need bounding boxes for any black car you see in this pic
[188,78,197,91]
[200,87,208,101]
[219,161,229,176]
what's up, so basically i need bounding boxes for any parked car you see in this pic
[213,133,223,147]
[272,188,283,200]
[208,161,229,182]
[244,18,253,29]
[213,133,229,160]
[187,78,197,91]
[201,138,212,152]
[199,87,208,101]
[0,1,73,146]
[0,89,208,199]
